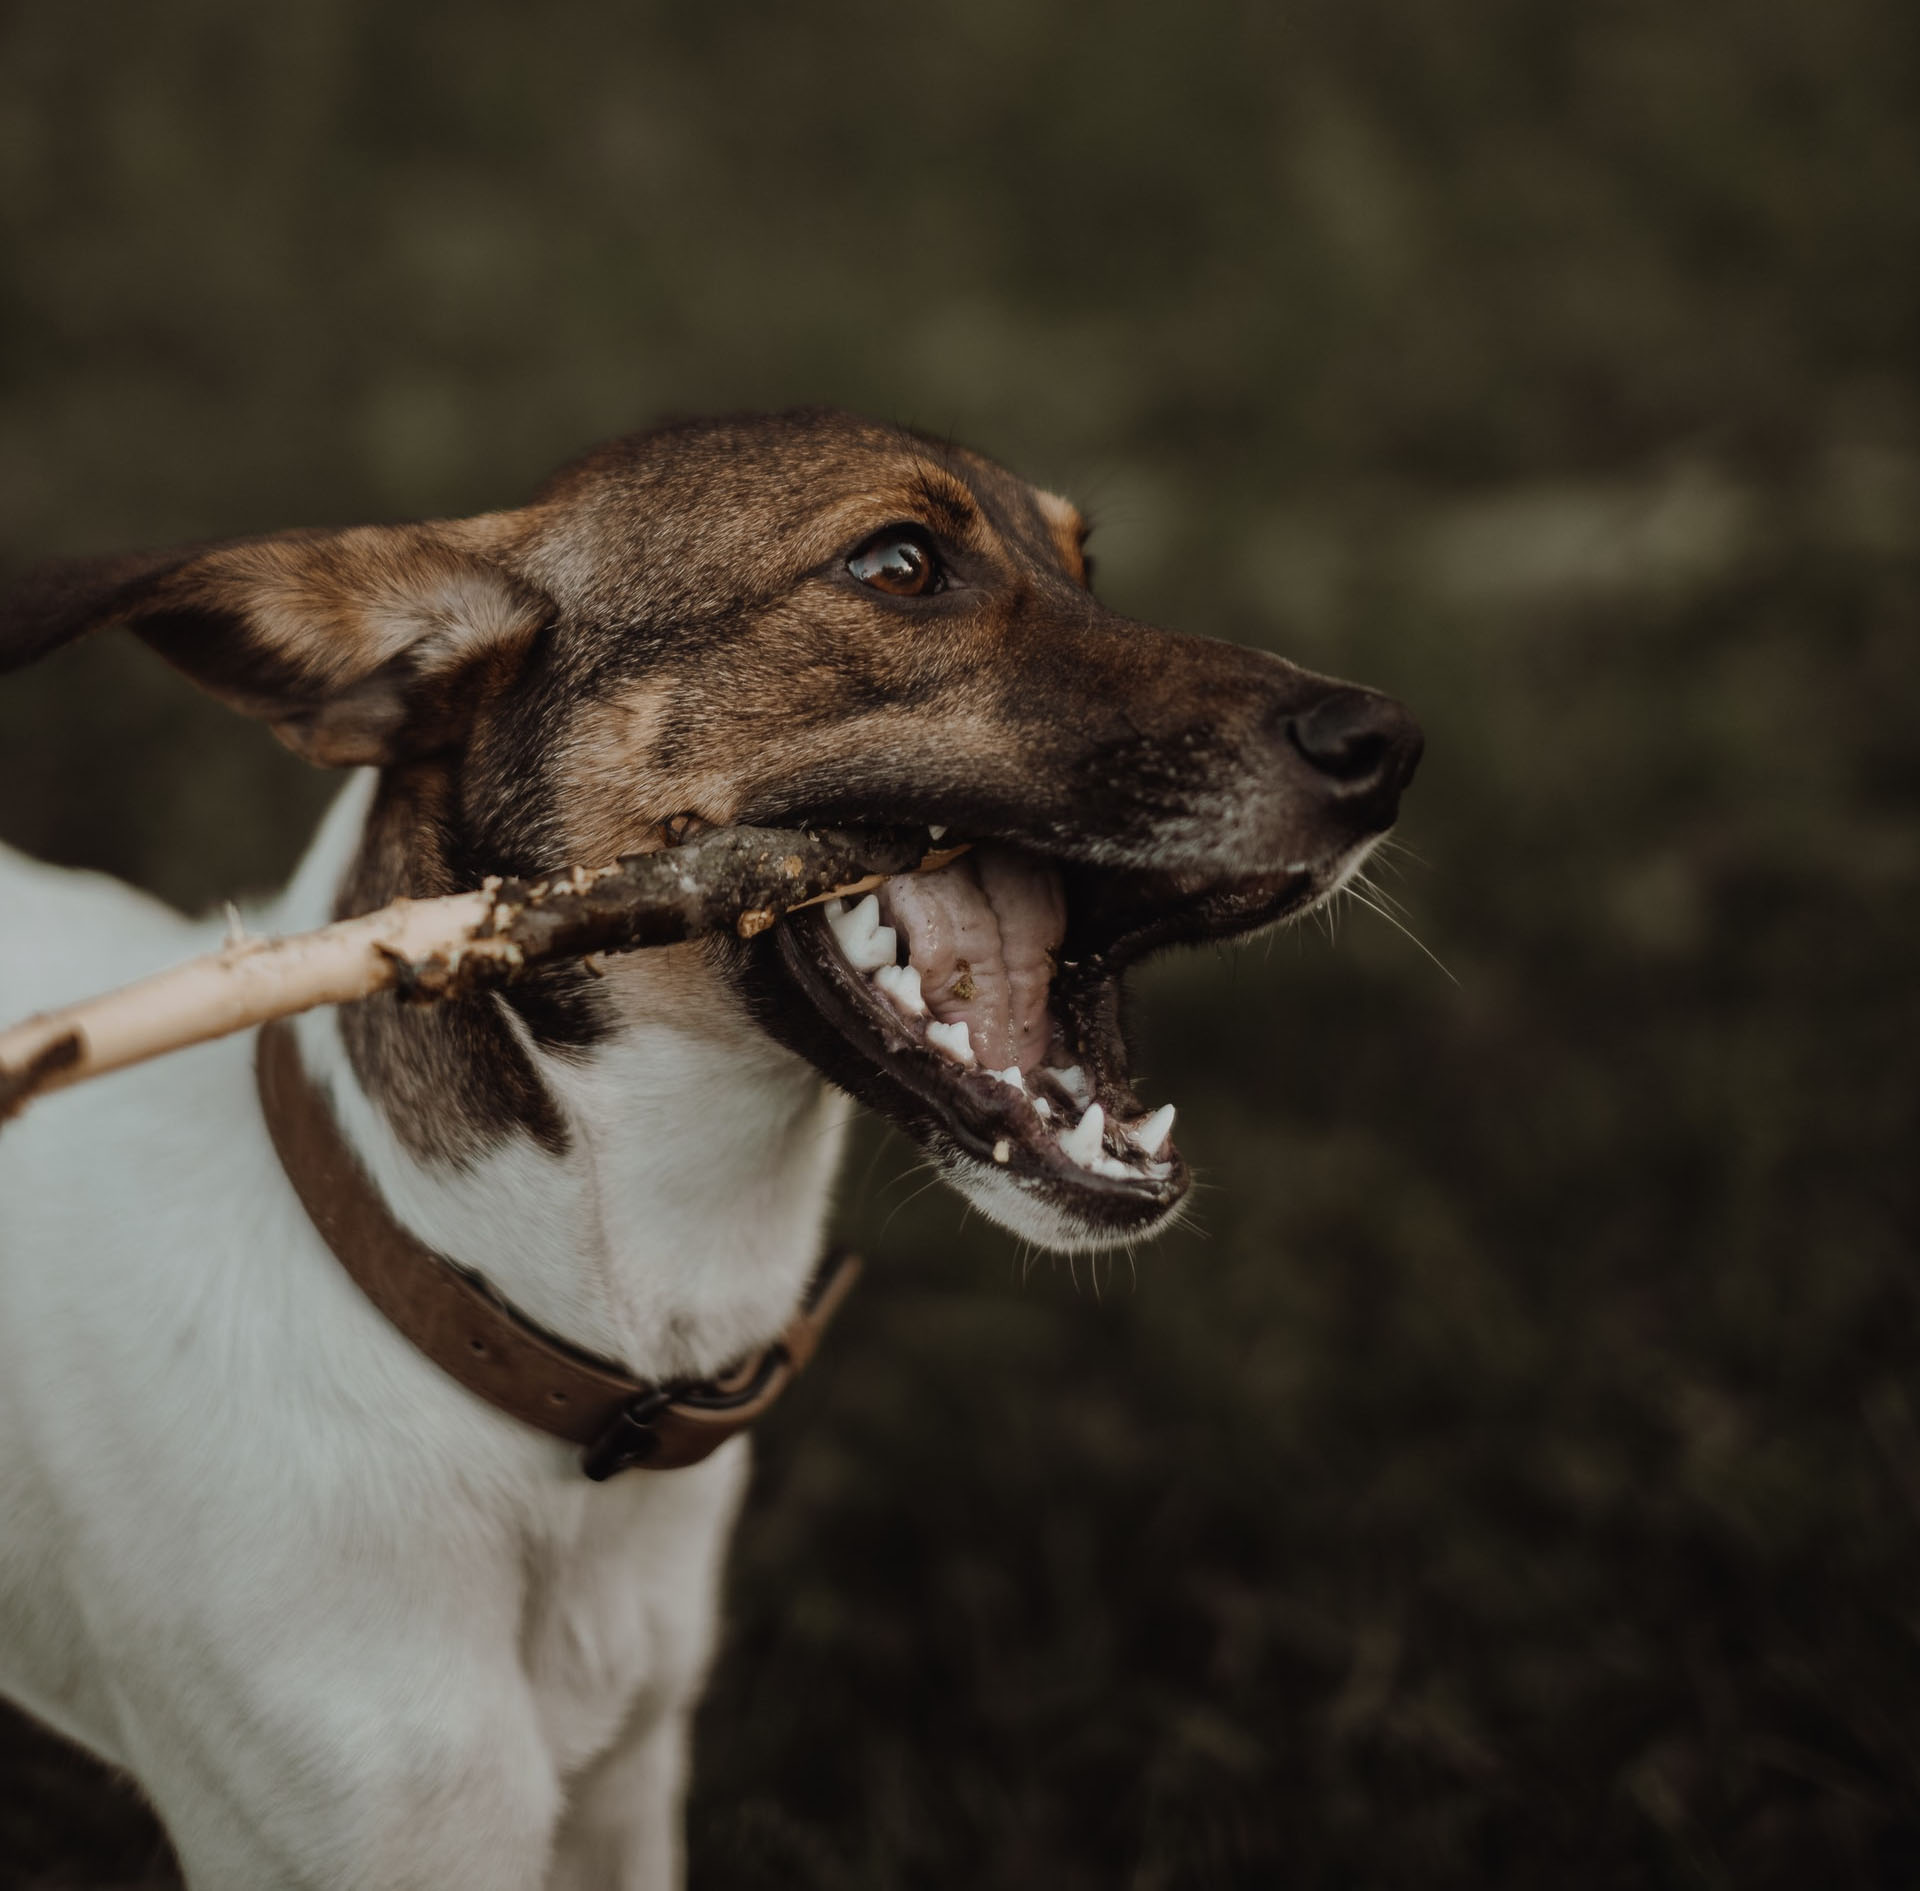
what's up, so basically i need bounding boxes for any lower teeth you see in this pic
[1057,1101,1107,1167]
[874,963,926,1017]
[925,1019,976,1067]
[1127,1103,1176,1159]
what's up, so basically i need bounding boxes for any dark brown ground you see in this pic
[3,2,1918,1885]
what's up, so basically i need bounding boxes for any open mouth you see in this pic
[763,829,1338,1249]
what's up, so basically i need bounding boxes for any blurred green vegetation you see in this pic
[2,1,1917,1885]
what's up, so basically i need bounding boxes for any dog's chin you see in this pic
[742,827,1378,1255]
[931,1145,1191,1255]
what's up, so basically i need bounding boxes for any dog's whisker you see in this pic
[1374,835,1431,870]
[878,1164,948,1240]
[1343,885,1459,985]
[1350,867,1415,921]
[873,1153,938,1203]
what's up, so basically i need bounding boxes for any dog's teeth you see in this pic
[926,1020,976,1067]
[928,823,948,840]
[1054,1065,1090,1103]
[1127,1104,1176,1159]
[990,1065,1026,1092]
[873,963,927,1017]
[825,894,865,953]
[829,892,898,972]
[992,1138,1011,1163]
[1032,1096,1051,1119]
[1057,1101,1106,1167]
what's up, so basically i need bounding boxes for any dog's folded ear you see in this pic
[0,523,550,766]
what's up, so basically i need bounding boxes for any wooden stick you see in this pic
[0,825,966,1126]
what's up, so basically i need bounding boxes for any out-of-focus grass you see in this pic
[1,2,1916,1885]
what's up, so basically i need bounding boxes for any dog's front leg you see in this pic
[545,1703,692,1891]
[117,1682,564,1891]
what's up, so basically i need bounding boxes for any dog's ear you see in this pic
[0,523,549,766]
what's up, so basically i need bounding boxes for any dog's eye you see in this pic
[849,530,941,597]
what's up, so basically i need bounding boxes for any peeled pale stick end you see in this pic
[789,843,973,915]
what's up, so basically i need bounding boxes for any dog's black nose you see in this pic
[1286,688,1424,808]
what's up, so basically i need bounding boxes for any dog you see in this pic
[0,409,1420,1888]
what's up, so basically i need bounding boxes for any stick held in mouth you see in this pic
[0,825,968,1127]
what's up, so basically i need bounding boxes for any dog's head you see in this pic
[1,410,1419,1251]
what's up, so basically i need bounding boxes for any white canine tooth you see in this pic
[1057,1101,1106,1168]
[928,823,948,840]
[829,892,898,972]
[992,1138,1011,1164]
[1032,1096,1051,1119]
[990,1065,1026,1092]
[926,1019,976,1067]
[1127,1104,1176,1159]
[873,963,927,1017]
[1054,1064,1090,1103]
[825,894,863,953]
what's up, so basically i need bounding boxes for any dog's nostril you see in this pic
[1287,689,1420,792]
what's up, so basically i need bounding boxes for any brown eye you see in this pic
[850,530,940,596]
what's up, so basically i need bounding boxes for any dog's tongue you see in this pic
[879,844,1066,1072]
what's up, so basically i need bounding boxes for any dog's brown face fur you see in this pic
[1,410,1420,1250]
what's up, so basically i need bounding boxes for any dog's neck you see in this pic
[273,772,851,1382]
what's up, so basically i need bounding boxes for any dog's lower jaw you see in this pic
[946,841,1385,1259]
[940,1144,1189,1253]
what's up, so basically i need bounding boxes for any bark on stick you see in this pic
[0,824,958,1125]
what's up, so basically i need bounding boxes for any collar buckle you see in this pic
[581,1388,677,1480]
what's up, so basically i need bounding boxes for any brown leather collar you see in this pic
[255,1016,860,1479]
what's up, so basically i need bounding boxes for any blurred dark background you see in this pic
[2,2,1917,1885]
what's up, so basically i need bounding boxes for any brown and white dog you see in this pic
[0,411,1418,1887]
